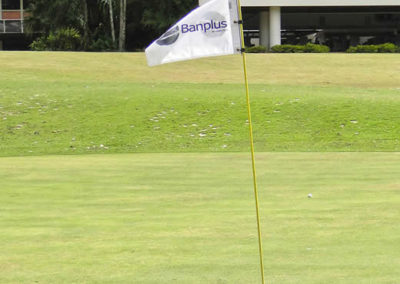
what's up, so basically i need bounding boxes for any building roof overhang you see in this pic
[241,0,400,7]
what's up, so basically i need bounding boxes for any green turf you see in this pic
[0,153,399,283]
[1,52,400,156]
[1,52,399,283]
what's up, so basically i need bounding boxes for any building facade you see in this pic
[0,0,28,50]
[200,0,400,51]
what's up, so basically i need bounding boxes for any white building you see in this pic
[200,0,400,50]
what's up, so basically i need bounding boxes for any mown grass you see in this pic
[1,52,399,87]
[0,153,399,283]
[1,52,400,156]
[1,52,399,283]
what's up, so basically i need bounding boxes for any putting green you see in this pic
[0,153,399,283]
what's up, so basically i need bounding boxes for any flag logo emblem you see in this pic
[156,26,180,46]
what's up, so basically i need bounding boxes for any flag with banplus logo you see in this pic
[145,0,241,67]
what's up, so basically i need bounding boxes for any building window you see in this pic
[2,0,21,10]
[5,20,22,32]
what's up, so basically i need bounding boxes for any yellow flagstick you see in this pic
[236,1,265,283]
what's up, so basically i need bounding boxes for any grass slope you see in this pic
[1,53,399,283]
[0,153,399,283]
[1,52,400,156]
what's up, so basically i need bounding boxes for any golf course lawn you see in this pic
[0,153,399,283]
[1,52,400,283]
[1,52,400,156]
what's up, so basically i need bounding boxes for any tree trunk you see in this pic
[80,0,90,50]
[118,0,126,51]
[109,0,116,47]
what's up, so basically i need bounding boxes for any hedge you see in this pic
[346,43,400,53]
[271,43,330,53]
[245,45,268,53]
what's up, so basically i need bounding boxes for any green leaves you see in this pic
[26,0,198,50]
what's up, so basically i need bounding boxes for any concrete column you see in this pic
[269,6,281,48]
[259,11,269,49]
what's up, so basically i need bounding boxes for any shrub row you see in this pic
[245,43,330,53]
[246,43,400,53]
[30,28,82,51]
[245,45,268,53]
[346,43,400,53]
[271,43,330,53]
[30,28,116,51]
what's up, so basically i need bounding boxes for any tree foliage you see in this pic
[25,0,82,35]
[141,0,197,32]
[25,0,198,51]
[30,28,82,51]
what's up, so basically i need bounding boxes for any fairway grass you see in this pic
[0,153,399,283]
[1,52,399,283]
[1,52,399,88]
[1,52,400,156]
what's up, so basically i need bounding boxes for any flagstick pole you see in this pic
[236,1,265,283]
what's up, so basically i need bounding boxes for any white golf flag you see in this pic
[145,0,242,67]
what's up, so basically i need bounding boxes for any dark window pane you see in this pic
[5,20,22,33]
[0,21,4,33]
[2,0,21,10]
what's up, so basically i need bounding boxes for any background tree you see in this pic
[26,0,198,51]
[107,0,116,46]
[119,0,127,51]
[80,0,90,50]
[25,0,81,35]
[124,0,197,50]
[141,0,197,34]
